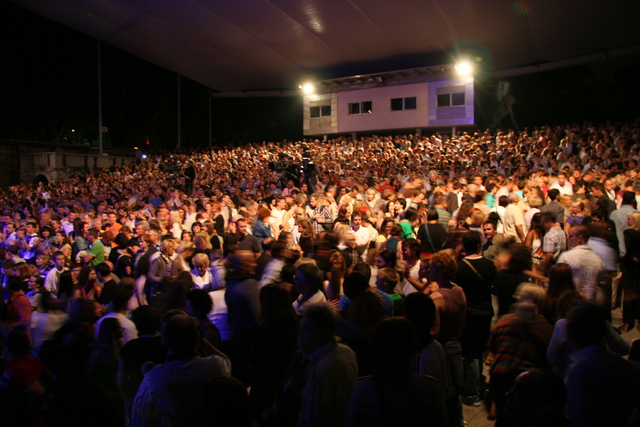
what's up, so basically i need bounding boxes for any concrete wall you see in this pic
[337,82,430,133]
[18,151,137,186]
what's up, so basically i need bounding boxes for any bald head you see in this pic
[230,250,256,276]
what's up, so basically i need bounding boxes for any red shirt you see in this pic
[8,291,32,336]
[1,354,48,388]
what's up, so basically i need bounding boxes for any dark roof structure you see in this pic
[13,0,640,93]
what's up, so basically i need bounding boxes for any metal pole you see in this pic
[97,40,103,154]
[177,75,181,149]
[208,88,212,149]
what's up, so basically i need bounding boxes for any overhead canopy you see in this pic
[13,0,640,93]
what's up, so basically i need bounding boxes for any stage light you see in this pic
[455,62,472,76]
[299,83,314,94]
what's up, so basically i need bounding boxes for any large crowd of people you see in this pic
[1,120,640,426]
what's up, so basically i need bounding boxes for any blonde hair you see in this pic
[334,223,351,241]
[628,211,640,231]
[194,231,212,251]
[192,253,210,267]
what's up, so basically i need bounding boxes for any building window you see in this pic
[404,97,417,110]
[452,92,465,106]
[310,105,332,118]
[391,97,417,111]
[349,101,373,115]
[437,94,451,107]
[438,92,465,107]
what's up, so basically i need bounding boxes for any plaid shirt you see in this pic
[311,205,332,234]
[542,226,567,262]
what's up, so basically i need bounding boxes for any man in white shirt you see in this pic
[549,172,573,196]
[350,213,370,258]
[95,288,138,343]
[557,225,605,302]
[44,251,68,296]
[503,193,526,243]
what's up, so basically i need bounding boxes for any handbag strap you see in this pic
[423,224,436,253]
[462,258,488,288]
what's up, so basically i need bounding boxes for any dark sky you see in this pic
[1,1,639,149]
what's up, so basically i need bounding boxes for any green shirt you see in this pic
[87,240,105,266]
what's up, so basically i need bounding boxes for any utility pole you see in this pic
[97,40,103,154]
[177,74,181,149]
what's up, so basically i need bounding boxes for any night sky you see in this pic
[2,1,639,150]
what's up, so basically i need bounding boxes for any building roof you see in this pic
[14,0,640,93]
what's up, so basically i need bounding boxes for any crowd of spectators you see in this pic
[1,120,640,426]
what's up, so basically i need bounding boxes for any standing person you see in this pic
[297,302,358,427]
[309,193,333,235]
[183,161,196,195]
[565,303,637,427]
[417,207,447,258]
[503,193,526,243]
[44,251,68,296]
[540,189,566,226]
[609,191,637,257]
[82,229,105,267]
[344,318,446,427]
[488,285,553,424]
[6,276,32,340]
[235,218,261,258]
[425,251,467,427]
[224,250,261,385]
[131,315,231,427]
[253,207,274,249]
[538,212,567,276]
[621,211,640,331]
[147,239,175,301]
[455,230,497,406]
[556,225,605,303]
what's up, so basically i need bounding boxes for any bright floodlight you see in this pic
[455,62,472,76]
[301,83,314,94]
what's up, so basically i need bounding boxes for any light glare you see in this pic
[302,83,314,94]
[455,62,472,76]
